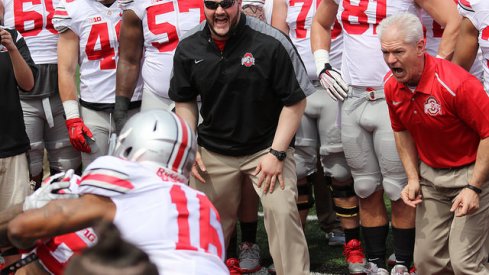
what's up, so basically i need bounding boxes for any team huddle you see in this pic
[0,0,489,274]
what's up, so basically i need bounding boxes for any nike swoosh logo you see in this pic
[392,101,402,106]
[194,59,204,64]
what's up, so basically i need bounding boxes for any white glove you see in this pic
[319,63,349,101]
[23,170,79,211]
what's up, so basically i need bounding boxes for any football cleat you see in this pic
[364,262,389,275]
[343,239,366,274]
[390,264,409,275]
[238,242,261,273]
[326,229,346,246]
[387,253,396,267]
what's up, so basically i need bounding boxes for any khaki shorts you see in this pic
[0,153,31,211]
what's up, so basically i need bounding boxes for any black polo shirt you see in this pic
[169,15,314,156]
[0,27,37,158]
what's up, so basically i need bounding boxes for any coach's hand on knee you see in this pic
[450,187,480,217]
[254,154,285,194]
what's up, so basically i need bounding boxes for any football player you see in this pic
[113,0,205,133]
[52,0,143,168]
[272,1,365,274]
[2,0,81,188]
[311,0,461,274]
[1,110,228,275]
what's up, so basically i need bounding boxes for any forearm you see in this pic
[271,98,306,151]
[394,131,420,182]
[469,138,489,188]
[115,59,141,99]
[437,18,461,59]
[9,48,35,91]
[8,196,112,249]
[452,18,479,71]
[175,101,199,132]
[0,204,23,247]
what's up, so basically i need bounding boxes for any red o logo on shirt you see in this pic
[424,96,442,116]
[241,53,255,67]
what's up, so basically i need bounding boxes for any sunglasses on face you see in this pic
[204,0,235,10]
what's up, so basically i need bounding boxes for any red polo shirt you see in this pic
[384,54,489,168]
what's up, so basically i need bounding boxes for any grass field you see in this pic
[244,199,394,274]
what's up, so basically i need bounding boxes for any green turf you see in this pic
[242,195,394,274]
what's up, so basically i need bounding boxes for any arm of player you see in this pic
[254,98,306,194]
[7,194,115,249]
[114,10,144,134]
[450,137,489,217]
[58,29,94,153]
[310,0,347,101]
[175,101,206,182]
[0,204,23,247]
[417,0,461,60]
[394,131,422,208]
[1,28,35,91]
[452,17,479,72]
[271,0,289,34]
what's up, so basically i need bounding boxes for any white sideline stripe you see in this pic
[257,211,318,221]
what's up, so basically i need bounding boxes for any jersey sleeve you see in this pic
[78,157,135,197]
[458,0,477,27]
[168,44,200,102]
[272,34,314,106]
[384,73,407,132]
[52,0,73,33]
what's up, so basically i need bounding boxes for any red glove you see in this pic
[65,118,94,153]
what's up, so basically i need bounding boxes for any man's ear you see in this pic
[417,38,426,56]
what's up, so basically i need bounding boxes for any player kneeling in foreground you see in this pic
[0,110,228,275]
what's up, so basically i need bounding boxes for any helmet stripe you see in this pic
[172,115,191,174]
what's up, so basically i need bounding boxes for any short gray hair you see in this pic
[378,13,423,45]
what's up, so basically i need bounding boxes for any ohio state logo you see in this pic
[424,96,442,116]
[241,52,255,67]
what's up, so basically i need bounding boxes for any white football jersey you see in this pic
[52,0,142,104]
[285,0,343,79]
[33,175,97,275]
[79,156,227,275]
[457,0,487,89]
[334,0,418,87]
[2,0,59,64]
[119,0,204,99]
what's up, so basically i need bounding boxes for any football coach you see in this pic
[380,13,489,275]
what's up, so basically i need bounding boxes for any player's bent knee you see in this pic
[297,176,315,211]
[353,176,379,199]
[294,146,317,179]
[383,178,404,201]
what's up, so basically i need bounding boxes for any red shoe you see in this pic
[226,258,242,275]
[343,239,367,274]
[409,265,416,275]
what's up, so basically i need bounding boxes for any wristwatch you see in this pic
[269,148,287,161]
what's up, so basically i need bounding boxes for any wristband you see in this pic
[465,184,482,194]
[313,49,330,77]
[62,99,80,120]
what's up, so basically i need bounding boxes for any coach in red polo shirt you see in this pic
[379,13,489,275]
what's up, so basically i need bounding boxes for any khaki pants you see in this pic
[414,162,489,275]
[190,147,310,275]
[0,153,31,211]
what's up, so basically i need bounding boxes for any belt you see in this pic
[345,87,385,114]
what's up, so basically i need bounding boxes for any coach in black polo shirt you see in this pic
[169,0,314,274]
[0,24,37,211]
